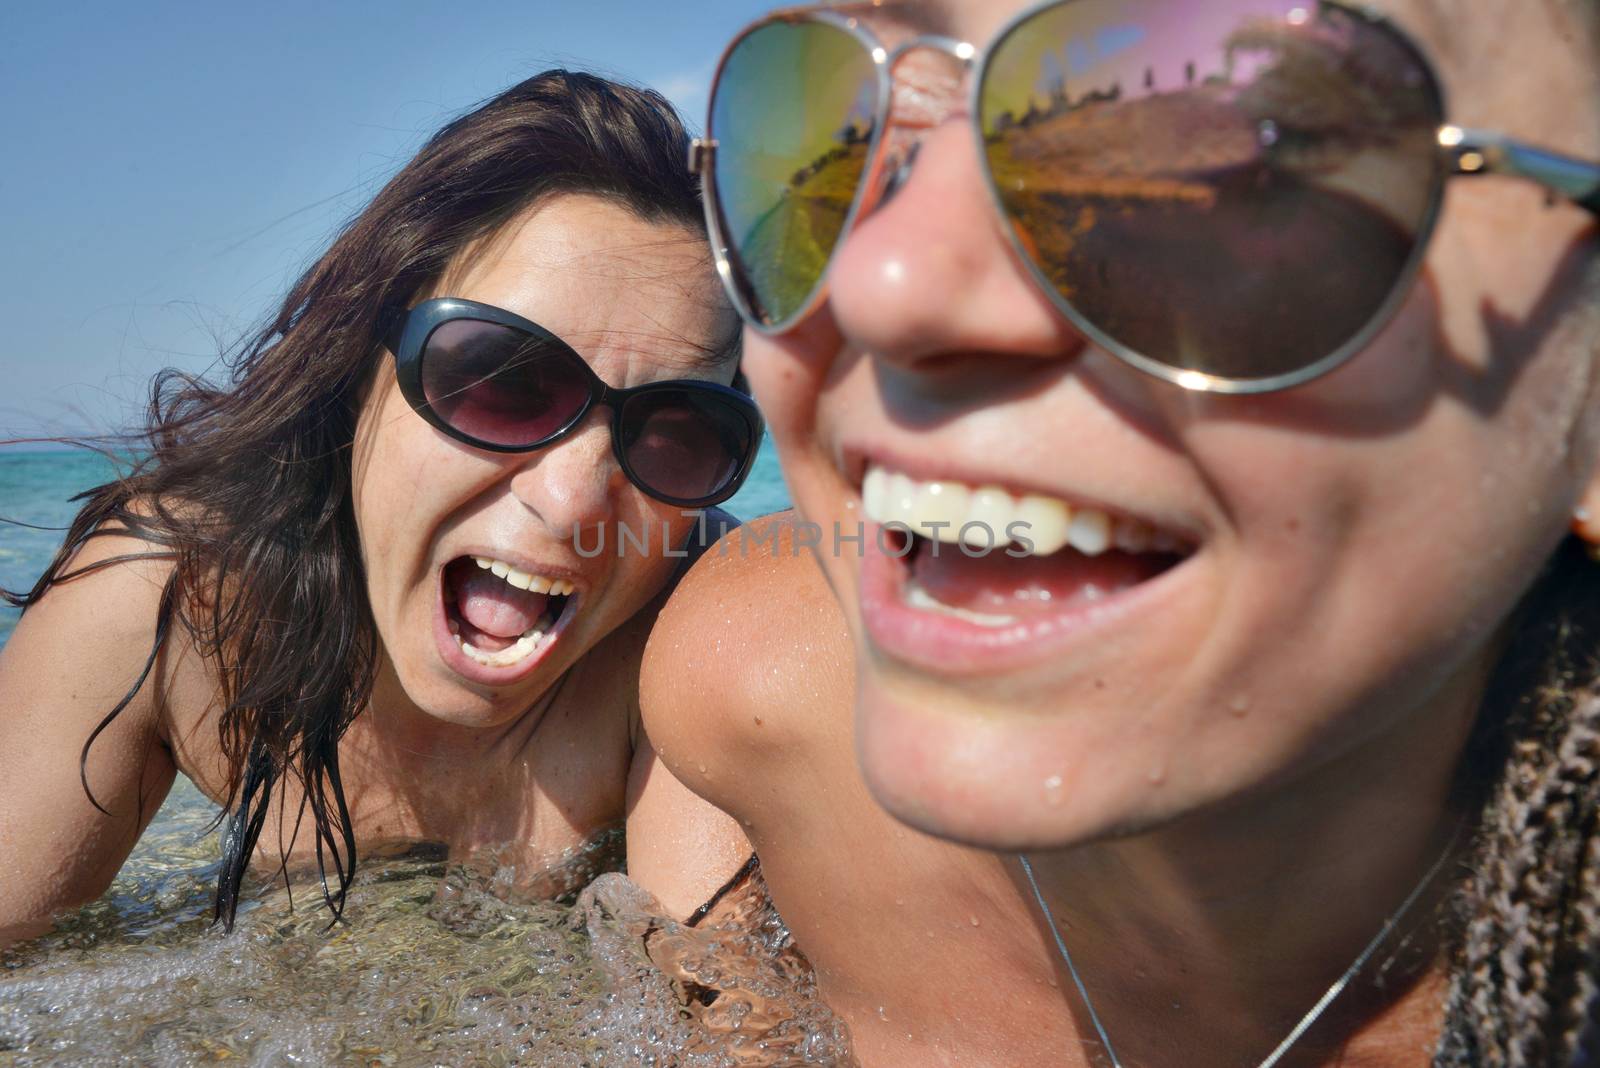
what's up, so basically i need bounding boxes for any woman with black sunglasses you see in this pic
[635,0,1600,1064]
[0,70,762,941]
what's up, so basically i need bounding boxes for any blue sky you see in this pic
[0,1,770,438]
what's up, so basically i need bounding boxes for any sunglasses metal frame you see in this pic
[384,297,763,508]
[691,0,1600,394]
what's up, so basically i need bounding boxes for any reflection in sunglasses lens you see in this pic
[979,0,1444,381]
[420,319,591,447]
[712,19,880,325]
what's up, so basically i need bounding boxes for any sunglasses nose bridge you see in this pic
[505,409,625,536]
[885,34,976,67]
[866,37,977,209]
[575,383,649,498]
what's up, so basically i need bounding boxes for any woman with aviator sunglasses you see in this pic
[0,70,761,941]
[635,0,1600,1064]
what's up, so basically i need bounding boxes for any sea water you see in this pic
[0,441,856,1067]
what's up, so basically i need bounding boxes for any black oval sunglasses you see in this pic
[384,298,762,508]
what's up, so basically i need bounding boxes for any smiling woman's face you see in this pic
[742,0,1600,849]
[351,193,737,727]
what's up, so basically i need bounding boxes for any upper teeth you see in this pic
[860,465,1177,557]
[473,557,575,596]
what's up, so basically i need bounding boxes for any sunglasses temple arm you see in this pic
[376,305,409,358]
[1444,127,1600,216]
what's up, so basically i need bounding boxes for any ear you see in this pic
[1573,315,1600,552]
[1574,480,1600,556]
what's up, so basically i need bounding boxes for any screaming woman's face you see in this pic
[351,193,738,728]
[738,0,1600,849]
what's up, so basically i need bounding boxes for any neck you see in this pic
[335,657,564,844]
[360,659,561,762]
[1023,666,1483,1067]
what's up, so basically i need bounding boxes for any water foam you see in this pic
[0,784,853,1066]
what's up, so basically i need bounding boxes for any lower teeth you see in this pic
[454,601,566,668]
[905,581,1019,628]
[458,629,544,667]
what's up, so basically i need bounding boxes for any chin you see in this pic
[396,658,543,730]
[854,673,1058,850]
[854,668,1204,852]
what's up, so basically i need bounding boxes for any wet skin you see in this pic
[0,193,740,940]
[634,1,1600,1065]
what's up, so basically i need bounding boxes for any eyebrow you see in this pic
[573,322,741,376]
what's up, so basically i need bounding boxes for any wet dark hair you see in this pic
[1437,538,1600,1064]
[4,69,723,928]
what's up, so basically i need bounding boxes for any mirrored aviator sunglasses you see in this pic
[384,298,762,508]
[694,0,1600,394]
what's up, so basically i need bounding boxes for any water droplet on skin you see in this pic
[969,916,981,927]
[895,898,905,907]
[697,763,708,775]
[1043,775,1065,805]
[1147,763,1168,785]
[1228,695,1252,718]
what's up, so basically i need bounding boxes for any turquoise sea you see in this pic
[0,436,791,652]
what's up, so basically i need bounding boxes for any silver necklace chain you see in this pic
[1017,833,1458,1068]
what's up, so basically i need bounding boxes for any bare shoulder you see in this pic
[0,521,194,939]
[640,512,854,816]
[5,521,182,709]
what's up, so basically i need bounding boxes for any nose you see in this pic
[824,118,1089,371]
[506,408,624,540]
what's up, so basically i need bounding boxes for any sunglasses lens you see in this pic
[979,0,1444,384]
[710,19,879,326]
[619,389,756,505]
[420,319,590,447]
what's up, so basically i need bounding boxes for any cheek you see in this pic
[1190,337,1582,725]
[743,322,867,539]
[351,379,461,597]
[742,318,843,451]
[609,496,698,592]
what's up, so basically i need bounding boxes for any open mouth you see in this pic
[858,464,1192,664]
[440,556,578,670]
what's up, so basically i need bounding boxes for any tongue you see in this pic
[910,542,1169,617]
[455,569,550,640]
